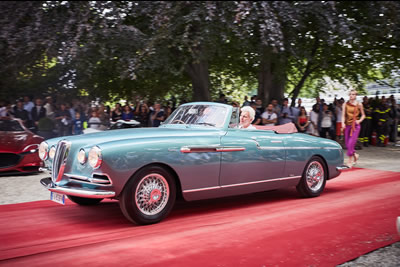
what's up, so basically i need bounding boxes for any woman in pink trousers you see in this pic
[341,90,366,167]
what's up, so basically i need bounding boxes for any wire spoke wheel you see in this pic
[306,161,324,192]
[119,165,176,225]
[135,173,170,216]
[297,156,327,198]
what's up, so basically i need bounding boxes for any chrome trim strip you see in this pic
[216,147,246,152]
[258,146,341,150]
[93,172,113,185]
[65,172,113,185]
[40,178,115,198]
[181,146,245,153]
[258,147,285,150]
[270,140,283,143]
[67,179,111,187]
[221,176,301,188]
[182,186,221,193]
[52,140,71,183]
[183,176,301,193]
[287,147,342,150]
[91,178,112,184]
[65,173,90,181]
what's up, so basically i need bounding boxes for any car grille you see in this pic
[52,140,71,183]
[0,153,21,168]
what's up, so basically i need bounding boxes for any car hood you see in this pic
[47,127,223,149]
[0,131,35,153]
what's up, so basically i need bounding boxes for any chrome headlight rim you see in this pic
[88,146,102,169]
[49,146,56,160]
[38,142,49,160]
[77,148,87,165]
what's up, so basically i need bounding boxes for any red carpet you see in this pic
[0,168,399,266]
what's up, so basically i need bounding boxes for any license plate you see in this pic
[51,192,66,205]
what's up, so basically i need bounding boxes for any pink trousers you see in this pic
[344,124,361,157]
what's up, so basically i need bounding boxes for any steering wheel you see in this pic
[171,120,186,124]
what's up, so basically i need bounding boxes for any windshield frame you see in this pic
[162,102,233,130]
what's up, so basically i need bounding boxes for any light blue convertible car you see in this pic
[39,102,346,225]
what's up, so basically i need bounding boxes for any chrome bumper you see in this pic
[336,165,350,171]
[40,177,116,199]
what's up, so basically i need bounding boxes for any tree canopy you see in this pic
[0,1,399,105]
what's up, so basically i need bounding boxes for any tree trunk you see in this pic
[185,60,211,102]
[257,49,287,108]
[290,69,311,107]
[290,38,319,106]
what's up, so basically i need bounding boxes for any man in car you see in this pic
[239,106,256,129]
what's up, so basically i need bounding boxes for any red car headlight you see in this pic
[23,144,39,154]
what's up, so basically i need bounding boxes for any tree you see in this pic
[1,1,399,105]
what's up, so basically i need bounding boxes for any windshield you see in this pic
[0,120,24,131]
[163,104,228,128]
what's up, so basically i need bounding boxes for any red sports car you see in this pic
[0,117,44,174]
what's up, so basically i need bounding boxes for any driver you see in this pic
[239,106,256,129]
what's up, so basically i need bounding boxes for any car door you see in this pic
[219,128,286,188]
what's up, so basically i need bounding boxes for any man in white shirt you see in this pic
[44,96,55,119]
[261,104,278,126]
[239,106,256,129]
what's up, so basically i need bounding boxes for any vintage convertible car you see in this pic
[0,117,44,174]
[39,102,347,225]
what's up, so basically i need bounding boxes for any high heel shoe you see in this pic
[353,153,359,165]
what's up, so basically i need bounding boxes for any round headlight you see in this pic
[88,146,102,169]
[38,142,49,160]
[77,149,86,164]
[49,146,56,160]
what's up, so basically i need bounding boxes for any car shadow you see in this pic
[52,188,302,227]
[50,184,352,227]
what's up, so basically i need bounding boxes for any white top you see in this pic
[261,111,277,126]
[310,111,318,124]
[321,113,332,128]
[239,124,256,130]
[44,103,54,117]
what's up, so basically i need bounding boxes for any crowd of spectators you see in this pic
[0,93,399,146]
[0,96,175,138]
[238,94,399,147]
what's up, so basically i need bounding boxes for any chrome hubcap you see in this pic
[135,173,169,216]
[306,161,324,192]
